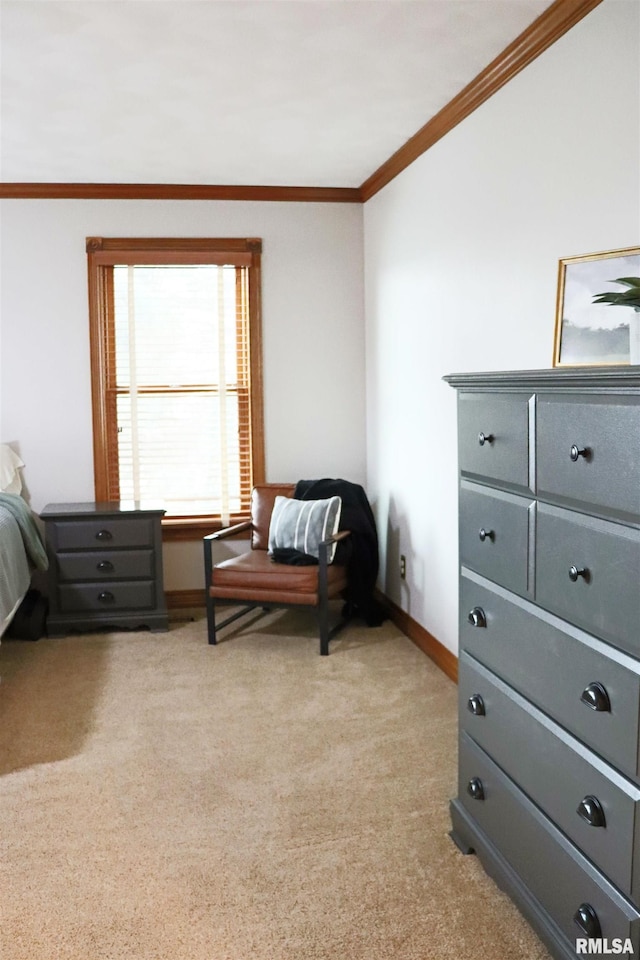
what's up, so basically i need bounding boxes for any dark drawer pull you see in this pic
[569,565,589,582]
[478,432,494,446]
[467,694,485,717]
[570,444,590,462]
[577,795,606,828]
[98,591,115,604]
[467,777,485,801]
[580,681,611,713]
[573,903,601,939]
[478,528,495,542]
[95,529,113,541]
[97,560,114,573]
[468,607,487,629]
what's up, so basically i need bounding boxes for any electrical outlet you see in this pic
[400,554,406,580]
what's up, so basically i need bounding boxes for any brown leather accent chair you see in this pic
[203,484,351,655]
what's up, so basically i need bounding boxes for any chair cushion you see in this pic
[209,548,348,605]
[251,484,295,550]
[268,495,342,562]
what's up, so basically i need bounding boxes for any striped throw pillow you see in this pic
[268,496,342,562]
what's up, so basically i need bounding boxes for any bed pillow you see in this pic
[0,444,24,495]
[268,495,342,563]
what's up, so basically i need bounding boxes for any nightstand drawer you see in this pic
[460,573,640,782]
[58,581,155,613]
[536,503,640,655]
[458,733,640,952]
[56,550,154,582]
[537,395,640,522]
[459,482,532,596]
[53,517,154,551]
[458,392,531,492]
[460,654,640,901]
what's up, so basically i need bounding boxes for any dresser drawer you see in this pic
[537,395,640,522]
[459,482,533,597]
[460,573,640,782]
[458,393,531,492]
[458,733,640,952]
[52,517,154,551]
[56,550,154,582]
[58,581,155,613]
[536,504,640,655]
[460,654,640,901]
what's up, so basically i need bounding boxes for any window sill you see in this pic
[161,515,252,542]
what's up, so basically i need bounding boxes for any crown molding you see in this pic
[359,0,605,201]
[0,182,362,203]
[0,0,603,206]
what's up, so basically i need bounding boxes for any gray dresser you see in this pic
[41,502,168,635]
[444,368,640,960]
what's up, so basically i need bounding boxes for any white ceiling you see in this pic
[0,0,553,188]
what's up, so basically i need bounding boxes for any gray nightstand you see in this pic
[41,501,169,636]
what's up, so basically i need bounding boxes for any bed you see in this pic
[0,445,48,638]
[0,502,31,636]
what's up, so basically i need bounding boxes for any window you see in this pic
[87,238,265,540]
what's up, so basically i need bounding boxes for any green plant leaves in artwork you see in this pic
[612,277,640,289]
[593,277,640,312]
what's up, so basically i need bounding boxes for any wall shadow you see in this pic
[384,495,415,615]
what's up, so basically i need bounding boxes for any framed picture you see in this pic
[553,246,640,367]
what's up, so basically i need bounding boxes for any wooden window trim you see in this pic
[87,237,265,541]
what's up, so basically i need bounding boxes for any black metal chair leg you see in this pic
[318,540,331,655]
[203,536,217,645]
[206,595,217,645]
[319,601,329,655]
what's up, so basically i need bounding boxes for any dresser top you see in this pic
[41,500,166,518]
[444,366,640,391]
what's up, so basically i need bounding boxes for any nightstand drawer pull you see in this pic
[478,432,494,446]
[568,565,589,582]
[570,444,590,462]
[97,560,114,573]
[98,591,115,604]
[467,777,485,801]
[468,607,487,628]
[95,529,113,541]
[580,682,611,713]
[576,795,606,828]
[467,694,485,716]
[573,903,601,939]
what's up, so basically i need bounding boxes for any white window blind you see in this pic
[112,263,250,522]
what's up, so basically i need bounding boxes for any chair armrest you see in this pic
[203,520,253,594]
[318,529,351,565]
[323,529,351,546]
[203,520,252,542]
[317,529,351,598]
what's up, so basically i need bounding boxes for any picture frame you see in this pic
[553,246,640,367]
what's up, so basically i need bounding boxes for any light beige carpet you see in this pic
[0,608,551,960]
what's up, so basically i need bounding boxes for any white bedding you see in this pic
[0,505,30,637]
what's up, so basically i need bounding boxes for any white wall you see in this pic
[364,0,640,654]
[0,200,365,589]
